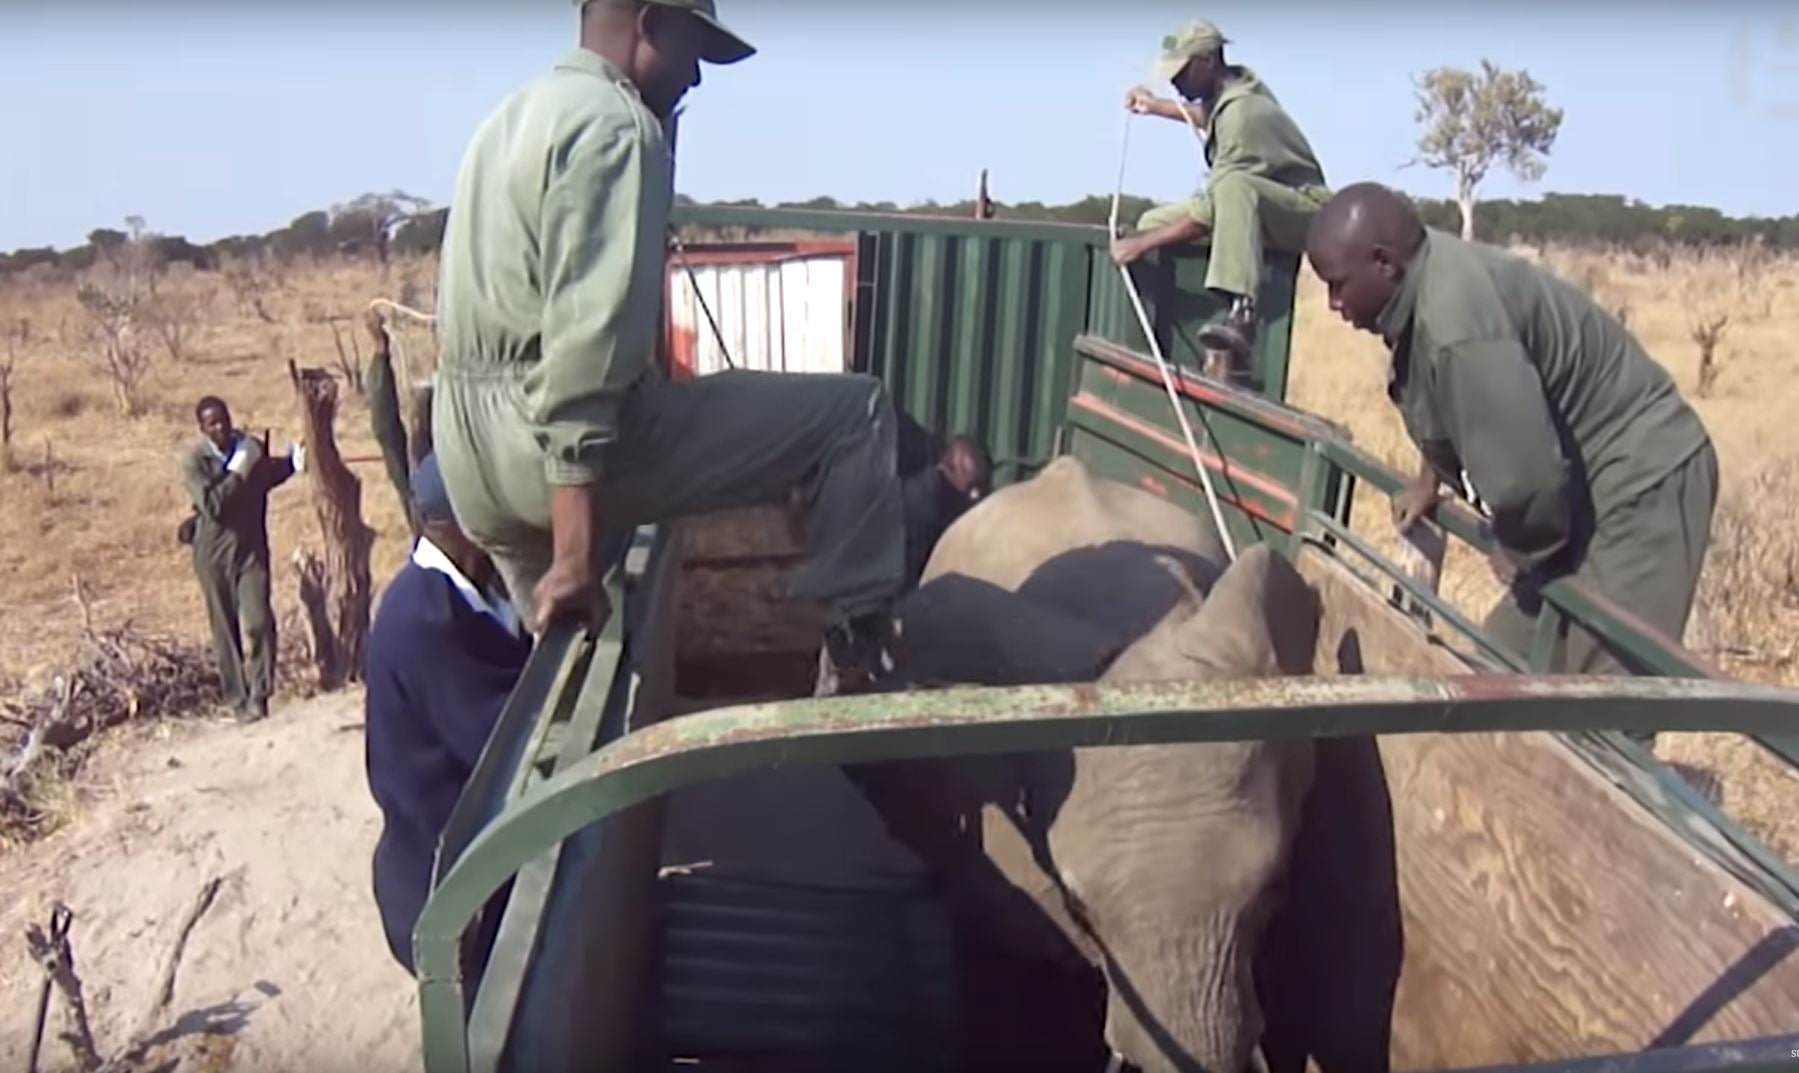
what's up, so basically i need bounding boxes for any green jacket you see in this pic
[1204,67,1328,193]
[181,434,294,566]
[1379,229,1712,576]
[435,49,674,487]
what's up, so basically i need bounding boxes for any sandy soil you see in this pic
[0,692,421,1073]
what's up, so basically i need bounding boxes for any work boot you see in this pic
[1196,295,1257,383]
[813,610,899,698]
[237,697,269,725]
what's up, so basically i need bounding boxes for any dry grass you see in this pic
[0,255,439,697]
[1287,240,1799,864]
[0,236,1793,861]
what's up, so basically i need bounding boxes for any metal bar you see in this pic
[1297,518,1524,672]
[1530,604,1564,673]
[1430,1034,1799,1073]
[673,203,1107,245]
[414,672,1799,1055]
[433,627,588,889]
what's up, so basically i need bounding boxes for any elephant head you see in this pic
[1030,545,1321,1073]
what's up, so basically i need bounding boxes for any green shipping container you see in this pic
[672,204,1303,480]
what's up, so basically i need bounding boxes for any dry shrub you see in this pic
[1691,457,1799,668]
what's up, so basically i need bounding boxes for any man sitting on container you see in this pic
[365,453,531,975]
[1304,182,1717,746]
[1112,20,1331,378]
[432,0,908,697]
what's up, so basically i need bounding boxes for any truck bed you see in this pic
[638,503,1799,1072]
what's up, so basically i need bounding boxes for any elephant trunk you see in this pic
[1101,913,1264,1073]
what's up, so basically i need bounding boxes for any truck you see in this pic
[411,204,1799,1073]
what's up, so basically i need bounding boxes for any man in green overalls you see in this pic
[432,0,907,692]
[1113,20,1332,373]
[181,395,303,723]
[1305,183,1718,744]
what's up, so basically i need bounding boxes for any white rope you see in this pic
[367,298,437,391]
[1109,112,1239,563]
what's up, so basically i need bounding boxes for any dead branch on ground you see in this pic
[98,875,226,1073]
[0,576,224,840]
[289,363,374,690]
[26,903,102,1072]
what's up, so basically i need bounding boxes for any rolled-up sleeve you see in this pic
[530,113,668,486]
[1437,339,1576,573]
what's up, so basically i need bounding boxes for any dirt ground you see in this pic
[0,692,421,1073]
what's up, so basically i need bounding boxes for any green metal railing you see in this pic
[415,331,1799,1073]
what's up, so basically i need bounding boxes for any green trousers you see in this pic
[193,550,276,711]
[435,367,907,632]
[1136,173,1331,299]
[1483,443,1719,741]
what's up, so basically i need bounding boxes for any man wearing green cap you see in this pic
[432,0,908,692]
[1114,20,1331,377]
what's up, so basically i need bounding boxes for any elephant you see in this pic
[842,456,1401,1073]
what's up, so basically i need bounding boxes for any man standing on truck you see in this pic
[365,453,530,976]
[432,0,908,694]
[1112,20,1332,376]
[179,395,303,724]
[1304,182,1717,742]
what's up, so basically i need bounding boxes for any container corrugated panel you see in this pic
[671,205,1301,485]
[667,255,851,377]
[656,873,959,1071]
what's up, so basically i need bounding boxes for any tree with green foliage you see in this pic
[1409,59,1564,241]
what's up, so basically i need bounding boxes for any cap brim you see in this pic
[1152,55,1188,81]
[693,12,755,65]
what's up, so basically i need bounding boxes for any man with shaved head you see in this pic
[1113,20,1331,380]
[1307,182,1717,732]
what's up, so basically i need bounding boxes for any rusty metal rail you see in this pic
[415,658,1799,1073]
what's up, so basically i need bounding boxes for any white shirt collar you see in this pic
[411,536,522,639]
[204,432,244,465]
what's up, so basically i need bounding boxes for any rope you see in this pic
[366,298,438,391]
[669,233,738,371]
[1109,111,1239,563]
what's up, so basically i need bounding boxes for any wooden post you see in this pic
[289,361,374,689]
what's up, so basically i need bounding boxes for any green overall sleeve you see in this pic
[183,441,257,521]
[1436,339,1576,574]
[529,116,670,487]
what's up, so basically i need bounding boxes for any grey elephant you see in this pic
[843,456,1400,1073]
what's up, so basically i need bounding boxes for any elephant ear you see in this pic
[893,572,1121,687]
[1177,545,1322,678]
[1095,554,1212,684]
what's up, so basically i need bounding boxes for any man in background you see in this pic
[365,452,532,976]
[1305,182,1717,745]
[180,395,303,724]
[1113,20,1331,378]
[896,412,993,587]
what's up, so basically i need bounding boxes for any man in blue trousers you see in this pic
[365,453,532,975]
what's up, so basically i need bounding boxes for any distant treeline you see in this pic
[3,189,1792,278]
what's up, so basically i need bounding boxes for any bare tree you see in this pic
[330,191,433,266]
[225,262,277,324]
[73,285,153,417]
[1692,315,1729,398]
[144,285,207,364]
[1,319,23,472]
[1408,59,1564,241]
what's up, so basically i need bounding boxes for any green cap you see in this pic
[1152,19,1228,81]
[575,0,755,65]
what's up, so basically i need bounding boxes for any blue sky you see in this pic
[3,1,1797,251]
